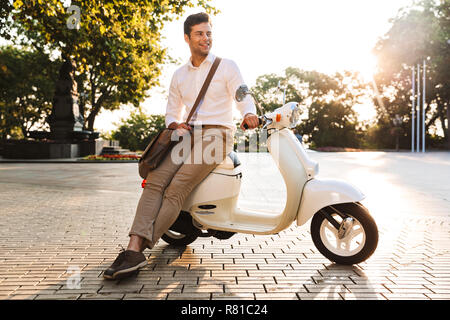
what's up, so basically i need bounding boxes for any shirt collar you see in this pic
[187,52,215,70]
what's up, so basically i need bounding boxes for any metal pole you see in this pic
[422,60,426,153]
[411,66,415,152]
[416,64,420,152]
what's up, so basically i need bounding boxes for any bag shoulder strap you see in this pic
[185,57,222,124]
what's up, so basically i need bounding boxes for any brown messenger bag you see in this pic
[138,57,222,179]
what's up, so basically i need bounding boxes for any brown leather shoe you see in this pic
[103,250,147,280]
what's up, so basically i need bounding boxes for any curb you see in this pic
[0,159,138,163]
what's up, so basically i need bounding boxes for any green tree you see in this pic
[110,111,165,151]
[0,1,13,38]
[252,68,365,148]
[0,46,60,139]
[9,0,217,132]
[301,100,361,149]
[372,0,450,148]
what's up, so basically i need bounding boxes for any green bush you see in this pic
[110,111,165,152]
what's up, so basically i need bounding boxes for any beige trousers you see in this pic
[129,125,234,248]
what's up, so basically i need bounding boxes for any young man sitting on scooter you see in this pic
[103,12,259,280]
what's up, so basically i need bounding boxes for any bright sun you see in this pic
[357,54,378,83]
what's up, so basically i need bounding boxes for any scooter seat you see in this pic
[217,151,241,169]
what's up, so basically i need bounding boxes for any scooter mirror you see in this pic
[235,85,249,102]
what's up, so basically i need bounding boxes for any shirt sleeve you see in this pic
[165,71,184,127]
[225,59,257,118]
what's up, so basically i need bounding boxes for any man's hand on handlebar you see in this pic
[240,113,259,131]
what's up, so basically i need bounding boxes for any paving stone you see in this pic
[382,293,430,300]
[423,287,450,294]
[340,293,387,300]
[236,277,275,284]
[183,285,224,293]
[297,292,343,300]
[0,285,20,291]
[425,293,450,299]
[167,293,211,300]
[35,293,80,300]
[304,284,351,293]
[13,288,58,295]
[2,294,37,300]
[254,293,299,300]
[79,293,124,300]
[98,285,143,294]
[265,284,308,293]
[224,284,266,293]
[212,292,254,300]
[124,293,167,300]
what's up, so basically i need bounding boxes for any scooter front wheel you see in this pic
[310,202,378,265]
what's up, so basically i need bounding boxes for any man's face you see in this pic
[185,22,212,57]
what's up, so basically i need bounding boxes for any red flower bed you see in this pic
[83,154,140,161]
[313,147,364,152]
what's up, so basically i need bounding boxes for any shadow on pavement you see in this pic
[305,263,380,300]
[94,244,211,300]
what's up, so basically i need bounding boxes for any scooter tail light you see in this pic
[276,114,281,122]
[141,179,147,188]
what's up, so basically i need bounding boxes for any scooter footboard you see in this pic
[296,178,365,226]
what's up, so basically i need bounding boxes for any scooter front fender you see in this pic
[296,178,365,226]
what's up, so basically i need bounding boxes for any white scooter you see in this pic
[159,85,378,265]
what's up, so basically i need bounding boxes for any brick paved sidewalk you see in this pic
[0,152,449,300]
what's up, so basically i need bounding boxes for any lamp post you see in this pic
[411,58,428,153]
[411,67,415,152]
[411,57,430,152]
[393,114,403,152]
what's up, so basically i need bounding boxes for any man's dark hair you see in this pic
[184,12,211,37]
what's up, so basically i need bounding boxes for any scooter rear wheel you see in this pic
[161,230,199,247]
[310,202,378,265]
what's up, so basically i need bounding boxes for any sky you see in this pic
[94,0,414,132]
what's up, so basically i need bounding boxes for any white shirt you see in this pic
[165,53,256,133]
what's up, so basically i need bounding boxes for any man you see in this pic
[103,12,258,280]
